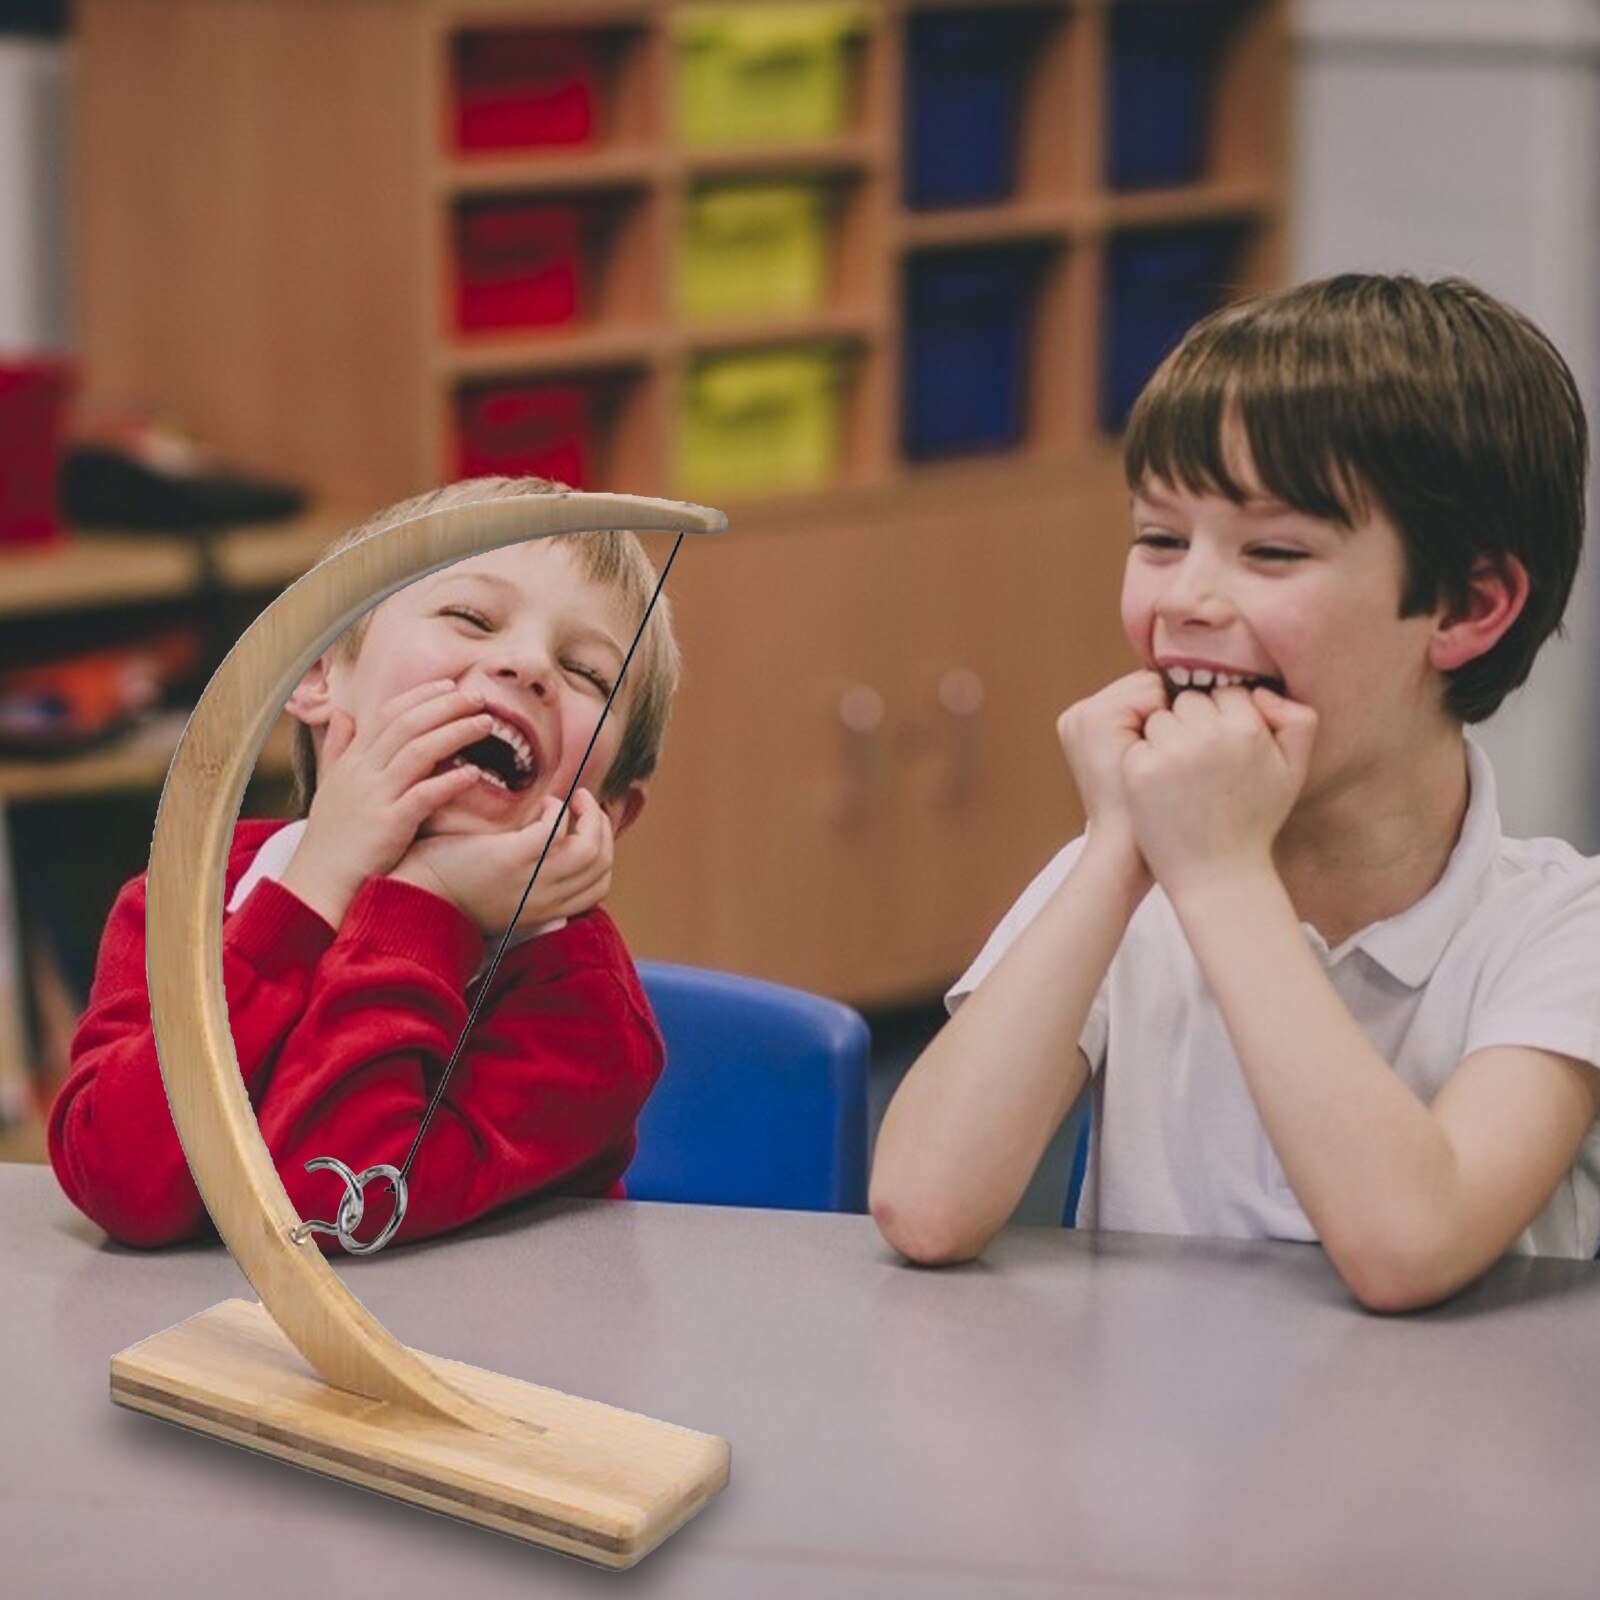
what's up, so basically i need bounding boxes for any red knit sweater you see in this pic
[48,819,663,1248]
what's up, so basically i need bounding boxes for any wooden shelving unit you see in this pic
[61,0,1289,1010]
[0,515,345,806]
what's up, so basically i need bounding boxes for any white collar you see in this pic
[1304,734,1500,987]
[226,820,306,914]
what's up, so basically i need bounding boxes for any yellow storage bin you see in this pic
[676,5,870,147]
[679,346,844,499]
[679,180,831,324]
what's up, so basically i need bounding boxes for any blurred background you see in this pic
[2,0,1596,1221]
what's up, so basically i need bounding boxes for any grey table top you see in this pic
[5,1164,1600,1600]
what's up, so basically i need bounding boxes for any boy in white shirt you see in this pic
[871,273,1600,1312]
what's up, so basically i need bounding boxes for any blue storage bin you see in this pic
[1101,225,1242,432]
[903,8,1043,210]
[903,248,1044,459]
[1107,1,1230,190]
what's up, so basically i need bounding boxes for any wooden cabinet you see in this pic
[67,0,1289,1005]
[614,453,1132,1002]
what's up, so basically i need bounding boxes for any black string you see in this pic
[395,531,686,1184]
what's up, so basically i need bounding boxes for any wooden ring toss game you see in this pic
[110,492,729,1567]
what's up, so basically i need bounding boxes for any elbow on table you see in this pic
[64,1192,196,1250]
[1326,1221,1475,1315]
[50,1145,199,1250]
[868,1182,988,1267]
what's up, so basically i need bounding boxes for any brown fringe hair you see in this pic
[1124,273,1588,723]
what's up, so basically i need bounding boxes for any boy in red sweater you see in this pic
[49,477,681,1248]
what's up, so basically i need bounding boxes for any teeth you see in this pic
[483,714,534,775]
[1165,666,1265,692]
[449,755,509,789]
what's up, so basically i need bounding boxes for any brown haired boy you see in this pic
[51,477,682,1248]
[872,275,1600,1311]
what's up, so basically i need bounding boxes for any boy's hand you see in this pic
[1123,685,1318,898]
[390,787,615,937]
[1056,670,1169,878]
[281,681,495,927]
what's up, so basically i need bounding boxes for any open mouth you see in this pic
[1161,665,1288,705]
[449,714,539,794]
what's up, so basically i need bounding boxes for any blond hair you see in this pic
[289,476,682,814]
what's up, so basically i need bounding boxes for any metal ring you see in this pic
[289,1157,409,1256]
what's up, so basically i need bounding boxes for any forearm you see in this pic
[1171,868,1469,1306]
[871,835,1150,1263]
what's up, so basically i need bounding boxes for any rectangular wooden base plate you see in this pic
[110,1298,730,1567]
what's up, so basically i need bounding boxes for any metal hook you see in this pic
[289,1157,408,1256]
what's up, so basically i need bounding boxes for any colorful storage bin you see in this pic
[679,180,831,323]
[1107,1,1230,190]
[903,8,1043,210]
[1101,226,1243,432]
[680,347,844,498]
[455,378,599,486]
[453,198,584,333]
[902,249,1043,459]
[452,29,598,152]
[676,5,869,147]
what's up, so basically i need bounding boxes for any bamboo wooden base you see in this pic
[110,1299,729,1567]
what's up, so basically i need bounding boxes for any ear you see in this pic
[284,655,337,729]
[604,783,647,839]
[1428,555,1530,674]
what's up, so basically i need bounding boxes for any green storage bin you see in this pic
[676,5,870,146]
[680,347,844,498]
[679,180,831,323]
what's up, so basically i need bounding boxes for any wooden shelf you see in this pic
[0,712,296,805]
[207,508,355,591]
[442,325,666,379]
[676,137,890,181]
[676,309,884,355]
[1098,180,1281,231]
[0,533,200,618]
[432,0,654,20]
[893,184,1279,253]
[0,511,356,619]
[897,200,1077,250]
[439,147,667,195]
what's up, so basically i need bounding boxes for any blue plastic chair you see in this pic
[628,961,871,1213]
[1063,1100,1092,1227]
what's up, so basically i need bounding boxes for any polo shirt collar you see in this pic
[1308,735,1500,988]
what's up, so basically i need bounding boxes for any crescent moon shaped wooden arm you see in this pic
[114,492,730,1565]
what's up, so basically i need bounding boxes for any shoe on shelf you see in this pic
[62,413,307,532]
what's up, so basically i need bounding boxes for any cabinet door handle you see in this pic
[834,684,886,824]
[937,667,984,807]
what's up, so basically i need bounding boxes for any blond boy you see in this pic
[53,477,681,1247]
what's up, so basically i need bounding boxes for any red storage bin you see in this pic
[0,356,74,548]
[453,29,598,152]
[454,199,584,332]
[455,380,594,486]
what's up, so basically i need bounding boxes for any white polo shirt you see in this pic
[948,737,1600,1258]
